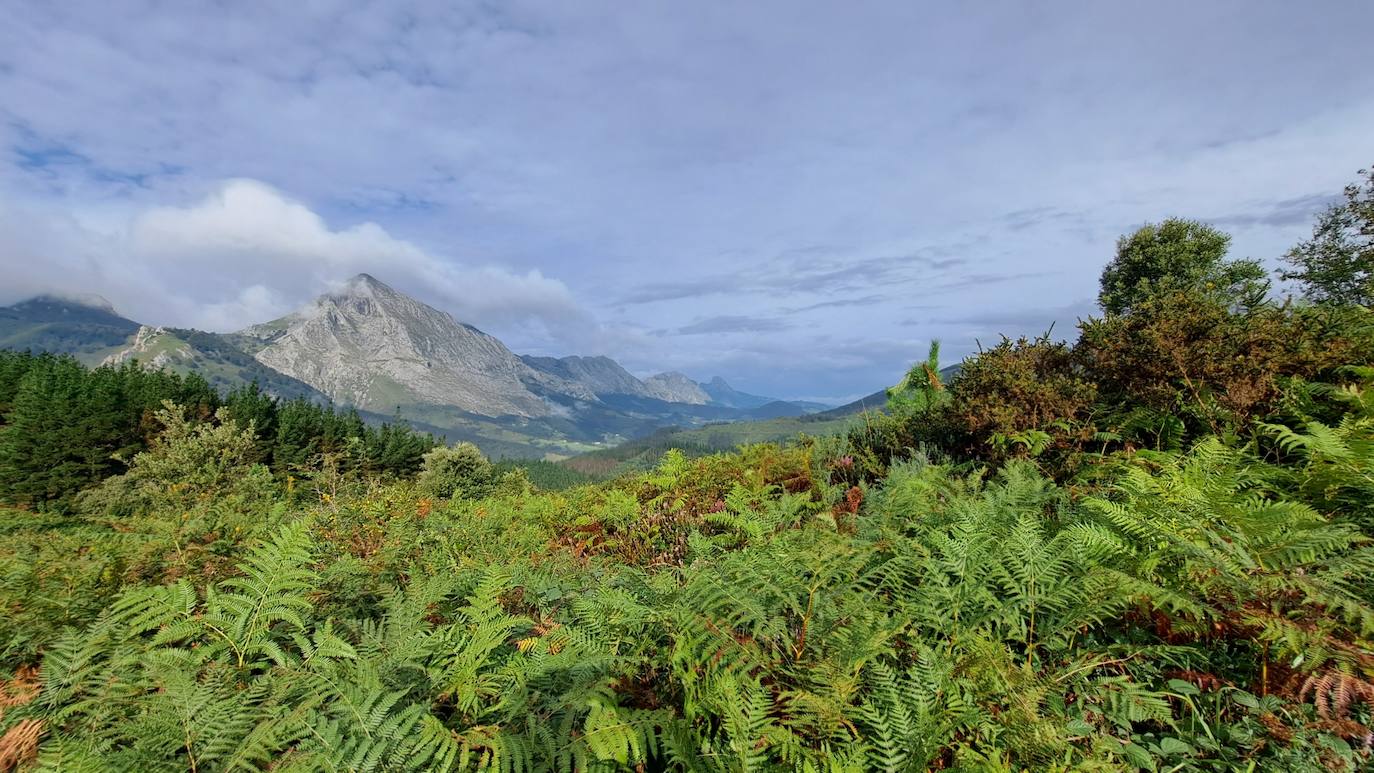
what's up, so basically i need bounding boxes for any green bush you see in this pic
[417,441,497,500]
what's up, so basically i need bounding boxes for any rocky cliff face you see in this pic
[642,371,710,404]
[236,274,564,417]
[102,326,192,370]
[520,354,655,398]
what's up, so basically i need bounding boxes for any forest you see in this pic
[0,165,1373,771]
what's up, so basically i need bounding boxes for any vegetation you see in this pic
[0,353,436,510]
[2,165,1374,770]
[1282,166,1374,306]
[1097,218,1267,316]
[563,414,860,478]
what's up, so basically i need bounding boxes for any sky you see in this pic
[2,1,1372,403]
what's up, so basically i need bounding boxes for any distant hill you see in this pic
[0,295,140,364]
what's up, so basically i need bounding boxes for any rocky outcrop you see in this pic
[642,371,710,404]
[101,326,192,370]
[520,354,655,398]
[236,274,557,417]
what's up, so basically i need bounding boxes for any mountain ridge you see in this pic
[0,274,834,458]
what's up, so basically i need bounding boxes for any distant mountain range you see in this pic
[0,274,834,458]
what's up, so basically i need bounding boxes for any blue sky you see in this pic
[2,1,1372,402]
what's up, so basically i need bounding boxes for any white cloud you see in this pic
[1,179,600,349]
[3,0,1373,400]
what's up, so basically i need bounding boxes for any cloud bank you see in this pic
[0,180,597,348]
[3,0,1373,400]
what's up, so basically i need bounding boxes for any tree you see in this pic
[1098,218,1267,315]
[1282,165,1374,306]
[886,340,949,417]
[77,402,274,518]
[416,442,495,499]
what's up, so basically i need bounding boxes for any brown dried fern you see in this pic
[0,718,43,772]
[1299,669,1374,720]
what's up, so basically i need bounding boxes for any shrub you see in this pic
[1078,292,1373,438]
[416,442,496,499]
[944,335,1097,462]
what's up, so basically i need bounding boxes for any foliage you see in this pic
[944,334,1097,464]
[8,199,1374,770]
[0,353,435,509]
[1098,218,1268,316]
[885,340,949,417]
[491,459,600,491]
[1282,164,1374,306]
[6,422,1372,770]
[418,442,497,500]
[77,402,273,518]
[1079,293,1373,440]
[0,353,217,509]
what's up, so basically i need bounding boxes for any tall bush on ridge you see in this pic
[944,335,1097,462]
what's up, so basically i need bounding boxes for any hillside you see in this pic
[6,187,1374,769]
[0,294,140,364]
[1,277,832,460]
[104,326,329,402]
[563,412,861,476]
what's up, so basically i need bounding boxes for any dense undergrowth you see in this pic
[2,169,1374,770]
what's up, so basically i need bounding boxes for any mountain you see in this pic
[698,376,773,409]
[519,355,654,398]
[1,275,835,458]
[0,294,140,364]
[103,326,328,401]
[233,274,579,418]
[0,296,328,401]
[642,372,710,404]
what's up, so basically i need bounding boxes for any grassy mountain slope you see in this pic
[562,412,861,476]
[0,296,141,364]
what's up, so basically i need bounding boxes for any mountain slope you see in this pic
[698,375,774,409]
[0,295,140,364]
[102,326,329,401]
[234,274,566,417]
[519,355,654,398]
[642,372,710,404]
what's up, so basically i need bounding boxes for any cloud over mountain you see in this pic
[3,0,1373,400]
[1,180,599,349]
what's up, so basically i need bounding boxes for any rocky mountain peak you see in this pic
[236,275,552,417]
[520,354,654,398]
[642,371,710,404]
[102,326,190,370]
[333,273,394,300]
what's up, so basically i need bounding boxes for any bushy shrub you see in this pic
[77,401,275,519]
[944,335,1097,462]
[1078,292,1373,438]
[416,441,496,499]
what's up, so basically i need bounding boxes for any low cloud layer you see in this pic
[0,180,599,350]
[3,1,1373,400]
